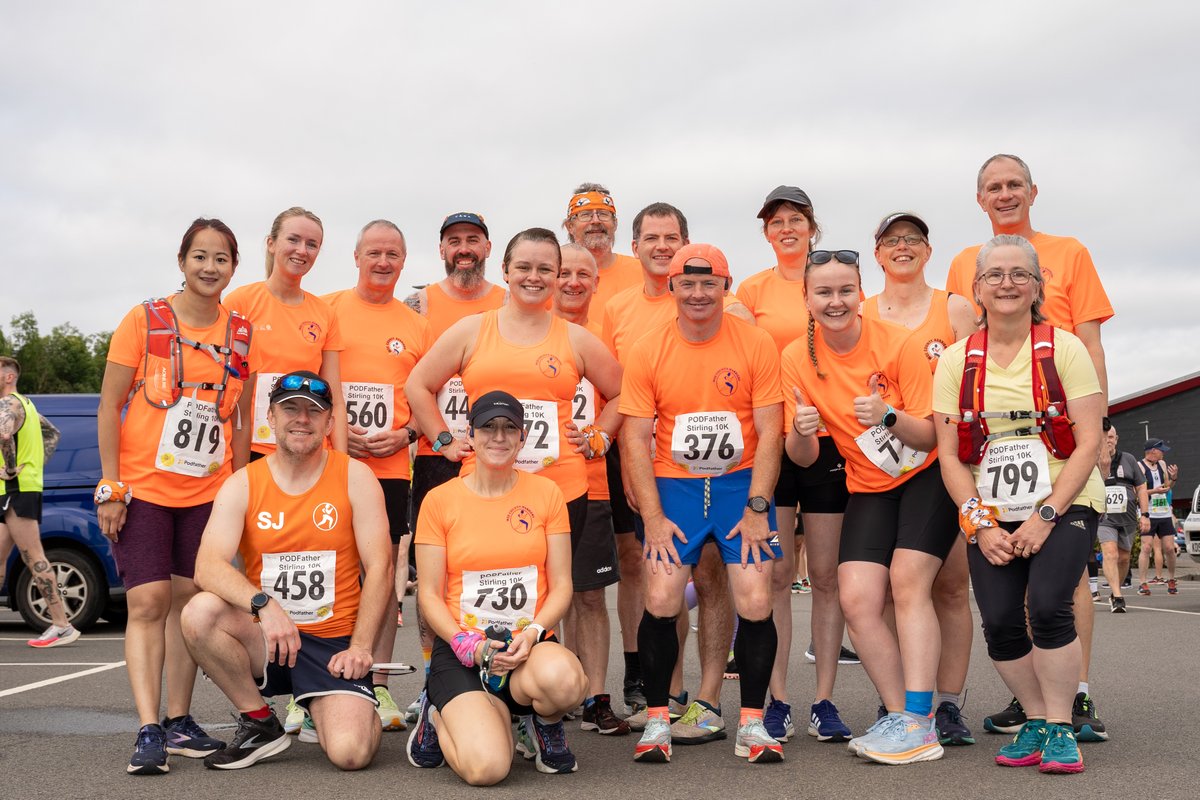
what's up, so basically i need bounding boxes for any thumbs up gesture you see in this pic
[791,387,821,437]
[853,372,888,428]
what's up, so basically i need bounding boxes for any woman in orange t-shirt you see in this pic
[863,212,979,745]
[780,249,957,765]
[96,218,256,773]
[413,391,586,783]
[224,207,347,459]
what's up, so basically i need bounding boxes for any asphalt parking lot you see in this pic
[2,568,1199,800]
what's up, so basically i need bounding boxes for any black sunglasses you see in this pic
[808,250,860,266]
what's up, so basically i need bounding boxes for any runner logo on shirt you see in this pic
[713,368,740,397]
[508,506,536,534]
[536,354,562,378]
[386,338,406,355]
[313,502,339,531]
[868,371,894,399]
[299,321,321,343]
[924,339,947,362]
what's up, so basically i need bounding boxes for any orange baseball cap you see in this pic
[668,243,731,279]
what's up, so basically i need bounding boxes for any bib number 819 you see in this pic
[173,418,221,454]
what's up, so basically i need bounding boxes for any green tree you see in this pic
[4,312,112,393]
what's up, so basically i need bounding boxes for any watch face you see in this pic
[748,496,770,513]
[251,592,269,611]
[1039,506,1056,522]
[437,431,454,446]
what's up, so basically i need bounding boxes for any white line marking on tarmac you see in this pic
[0,636,126,641]
[0,660,126,698]
[1094,601,1200,616]
[0,662,115,666]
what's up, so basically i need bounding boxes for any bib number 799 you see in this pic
[986,461,1039,498]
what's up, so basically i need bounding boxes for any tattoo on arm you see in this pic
[1,398,23,474]
[40,414,62,461]
[33,559,49,573]
[403,292,423,315]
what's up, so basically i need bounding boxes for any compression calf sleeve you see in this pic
[733,614,776,711]
[637,610,679,709]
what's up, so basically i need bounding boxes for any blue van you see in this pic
[1,394,125,630]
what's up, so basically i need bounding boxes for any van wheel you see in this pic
[15,548,106,631]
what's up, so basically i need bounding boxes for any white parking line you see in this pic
[0,662,115,666]
[0,661,126,698]
[0,637,126,641]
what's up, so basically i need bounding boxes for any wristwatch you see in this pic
[1037,504,1060,524]
[403,426,418,443]
[250,592,271,620]
[432,431,454,453]
[1141,512,1151,519]
[746,496,770,514]
[881,405,898,428]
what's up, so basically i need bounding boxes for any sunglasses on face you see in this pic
[808,250,860,266]
[278,374,332,399]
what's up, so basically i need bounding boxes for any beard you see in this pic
[444,255,486,290]
[579,227,615,252]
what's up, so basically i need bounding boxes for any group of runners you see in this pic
[3,151,1161,783]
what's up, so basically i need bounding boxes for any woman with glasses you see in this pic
[932,235,1104,774]
[780,247,956,766]
[863,212,978,747]
[97,218,257,774]
[735,186,856,745]
[225,207,347,461]
[408,391,587,783]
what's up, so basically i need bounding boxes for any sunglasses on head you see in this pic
[278,374,331,399]
[807,250,860,266]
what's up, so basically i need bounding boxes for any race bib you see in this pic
[977,438,1052,522]
[343,381,394,436]
[436,376,470,441]
[855,424,928,479]
[516,399,559,472]
[572,378,596,427]
[252,372,284,444]
[156,396,225,478]
[1105,485,1128,515]
[261,551,336,625]
[671,412,744,476]
[460,565,538,632]
[1150,493,1171,516]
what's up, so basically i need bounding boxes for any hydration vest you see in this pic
[956,323,1076,465]
[137,297,253,422]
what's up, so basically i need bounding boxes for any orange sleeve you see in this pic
[414,483,448,548]
[749,330,784,408]
[107,305,146,368]
[617,338,656,418]
[946,249,980,317]
[1066,245,1113,325]
[896,331,934,418]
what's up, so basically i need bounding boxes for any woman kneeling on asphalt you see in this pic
[933,234,1104,775]
[408,390,587,785]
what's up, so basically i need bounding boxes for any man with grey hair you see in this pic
[563,183,642,321]
[946,154,1114,743]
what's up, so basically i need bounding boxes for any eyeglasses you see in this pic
[571,210,613,223]
[878,235,926,248]
[278,374,331,399]
[808,250,860,265]
[978,270,1035,286]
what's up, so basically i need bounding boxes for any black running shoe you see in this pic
[203,712,291,770]
[983,697,1027,734]
[623,675,647,714]
[581,694,630,735]
[935,701,975,746]
[127,723,169,775]
[1110,596,1127,613]
[1072,692,1109,742]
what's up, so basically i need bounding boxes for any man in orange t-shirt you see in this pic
[562,183,642,321]
[619,243,786,765]
[944,154,1114,740]
[324,219,435,730]
[183,371,393,772]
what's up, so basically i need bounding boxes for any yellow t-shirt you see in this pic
[932,327,1105,512]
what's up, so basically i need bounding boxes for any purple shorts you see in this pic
[111,497,212,590]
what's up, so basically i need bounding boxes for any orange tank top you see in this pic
[460,310,587,499]
[862,288,957,371]
[240,451,360,638]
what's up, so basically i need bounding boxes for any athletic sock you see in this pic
[733,614,777,712]
[739,707,764,726]
[637,610,679,709]
[246,704,272,721]
[584,695,598,709]
[934,691,964,709]
[1077,682,1089,696]
[904,691,934,717]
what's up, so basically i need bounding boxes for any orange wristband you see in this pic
[94,479,132,506]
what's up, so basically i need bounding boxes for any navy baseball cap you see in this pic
[1144,438,1171,453]
[440,212,489,238]
[268,370,333,410]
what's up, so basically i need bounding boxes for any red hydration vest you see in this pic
[137,297,252,423]
[956,323,1077,465]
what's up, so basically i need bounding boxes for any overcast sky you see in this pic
[3,2,1197,400]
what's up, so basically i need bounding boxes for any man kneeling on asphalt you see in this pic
[183,370,394,770]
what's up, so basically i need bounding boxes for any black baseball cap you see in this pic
[874,212,930,242]
[268,370,333,411]
[440,212,489,239]
[757,185,813,219]
[1145,438,1171,453]
[468,390,524,428]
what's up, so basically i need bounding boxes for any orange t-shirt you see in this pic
[416,282,507,457]
[107,299,256,507]
[945,232,1113,332]
[460,311,588,500]
[323,289,434,480]
[602,285,675,365]
[862,289,958,371]
[590,254,643,324]
[735,267,811,354]
[240,451,361,639]
[619,315,783,479]
[780,317,936,494]
[415,471,570,635]
[224,282,344,455]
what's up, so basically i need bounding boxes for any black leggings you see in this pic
[967,505,1097,662]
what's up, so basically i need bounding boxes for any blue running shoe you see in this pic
[163,714,224,757]
[934,701,975,746]
[1039,723,1084,774]
[406,694,444,768]
[763,699,794,742]
[848,713,898,755]
[808,699,852,743]
[527,715,578,774]
[128,723,169,775]
[995,719,1048,768]
[860,712,943,765]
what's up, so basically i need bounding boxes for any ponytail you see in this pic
[807,315,825,380]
